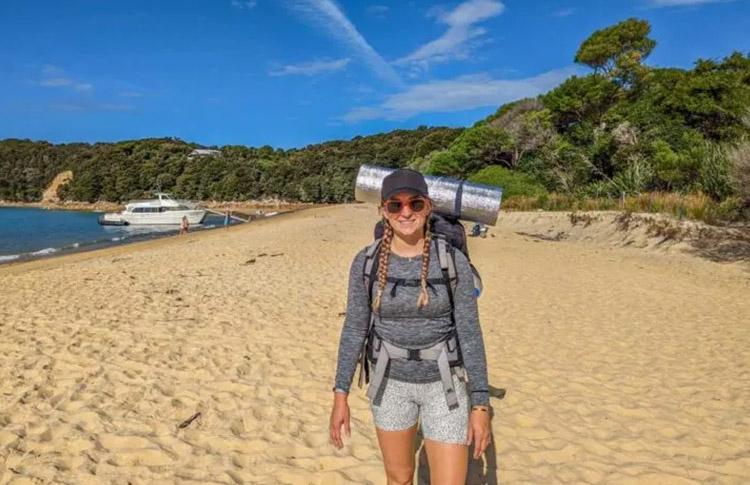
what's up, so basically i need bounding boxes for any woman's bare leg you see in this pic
[423,438,468,485]
[375,424,419,485]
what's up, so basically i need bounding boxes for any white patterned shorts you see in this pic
[369,373,469,445]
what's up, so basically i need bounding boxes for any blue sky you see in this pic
[1,0,748,148]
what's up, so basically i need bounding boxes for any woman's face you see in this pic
[382,191,431,239]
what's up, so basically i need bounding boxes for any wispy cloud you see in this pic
[342,67,579,122]
[269,58,350,76]
[396,0,504,68]
[119,90,144,98]
[50,102,134,112]
[552,7,575,17]
[41,64,64,75]
[36,66,93,91]
[231,0,257,10]
[367,5,389,17]
[39,77,73,87]
[649,0,730,6]
[38,78,93,91]
[287,0,401,85]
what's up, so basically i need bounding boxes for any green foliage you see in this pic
[728,139,750,209]
[699,143,735,200]
[0,129,461,204]
[468,165,548,198]
[449,125,514,175]
[423,125,513,177]
[575,18,655,86]
[543,75,620,131]
[424,150,461,176]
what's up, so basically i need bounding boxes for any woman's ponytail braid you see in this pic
[416,229,432,309]
[371,220,393,312]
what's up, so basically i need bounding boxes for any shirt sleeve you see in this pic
[452,250,490,406]
[333,250,371,393]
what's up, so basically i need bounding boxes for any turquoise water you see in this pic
[0,207,229,263]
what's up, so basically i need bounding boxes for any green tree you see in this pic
[542,75,619,131]
[575,18,655,86]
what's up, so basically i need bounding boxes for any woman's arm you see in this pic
[333,250,372,394]
[452,251,490,406]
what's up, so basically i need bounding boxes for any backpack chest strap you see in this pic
[366,334,461,410]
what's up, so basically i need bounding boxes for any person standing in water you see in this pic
[330,169,492,484]
[180,215,189,235]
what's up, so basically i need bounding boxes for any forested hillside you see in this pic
[0,127,461,204]
[1,18,749,220]
[412,18,750,220]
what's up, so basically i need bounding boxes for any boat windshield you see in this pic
[131,206,191,213]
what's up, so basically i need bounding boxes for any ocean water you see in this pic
[0,207,231,263]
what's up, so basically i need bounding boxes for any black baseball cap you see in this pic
[381,169,429,201]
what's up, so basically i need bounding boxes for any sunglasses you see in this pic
[384,198,427,215]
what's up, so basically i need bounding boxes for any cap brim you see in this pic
[382,187,427,201]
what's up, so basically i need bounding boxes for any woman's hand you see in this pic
[466,406,492,459]
[329,392,351,449]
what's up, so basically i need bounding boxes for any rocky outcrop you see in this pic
[41,171,73,204]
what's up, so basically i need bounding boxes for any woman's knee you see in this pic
[383,463,415,485]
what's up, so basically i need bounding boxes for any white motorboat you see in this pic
[98,192,206,226]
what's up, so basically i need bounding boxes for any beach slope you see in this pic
[1,205,748,484]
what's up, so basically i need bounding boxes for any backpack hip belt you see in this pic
[365,331,464,410]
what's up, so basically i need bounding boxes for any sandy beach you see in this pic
[1,204,749,484]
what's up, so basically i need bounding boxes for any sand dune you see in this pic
[1,205,748,484]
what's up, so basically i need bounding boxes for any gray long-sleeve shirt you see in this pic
[334,243,490,406]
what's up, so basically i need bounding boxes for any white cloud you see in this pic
[39,77,73,87]
[552,7,575,17]
[37,66,94,91]
[650,0,729,5]
[50,102,134,112]
[231,0,257,10]
[367,5,389,16]
[342,67,579,122]
[269,58,350,76]
[396,0,504,68]
[288,0,401,85]
[41,64,64,75]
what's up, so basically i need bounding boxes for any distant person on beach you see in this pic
[180,215,189,235]
[330,169,491,484]
[224,210,231,228]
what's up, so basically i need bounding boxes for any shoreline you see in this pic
[0,199,321,213]
[0,208,308,275]
[3,204,748,275]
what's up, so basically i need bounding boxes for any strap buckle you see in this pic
[407,349,421,361]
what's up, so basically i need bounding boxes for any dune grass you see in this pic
[502,192,745,225]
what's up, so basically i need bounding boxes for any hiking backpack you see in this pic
[356,215,483,409]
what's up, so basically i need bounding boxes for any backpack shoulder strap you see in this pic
[434,236,458,293]
[363,238,382,299]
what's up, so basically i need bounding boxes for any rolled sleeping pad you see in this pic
[354,164,503,226]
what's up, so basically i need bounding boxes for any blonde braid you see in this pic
[416,230,433,309]
[371,220,393,312]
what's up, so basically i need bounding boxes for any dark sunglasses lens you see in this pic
[386,201,402,213]
[410,199,425,212]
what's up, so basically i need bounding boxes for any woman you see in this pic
[330,169,492,484]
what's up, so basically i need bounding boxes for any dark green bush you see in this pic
[468,165,548,199]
